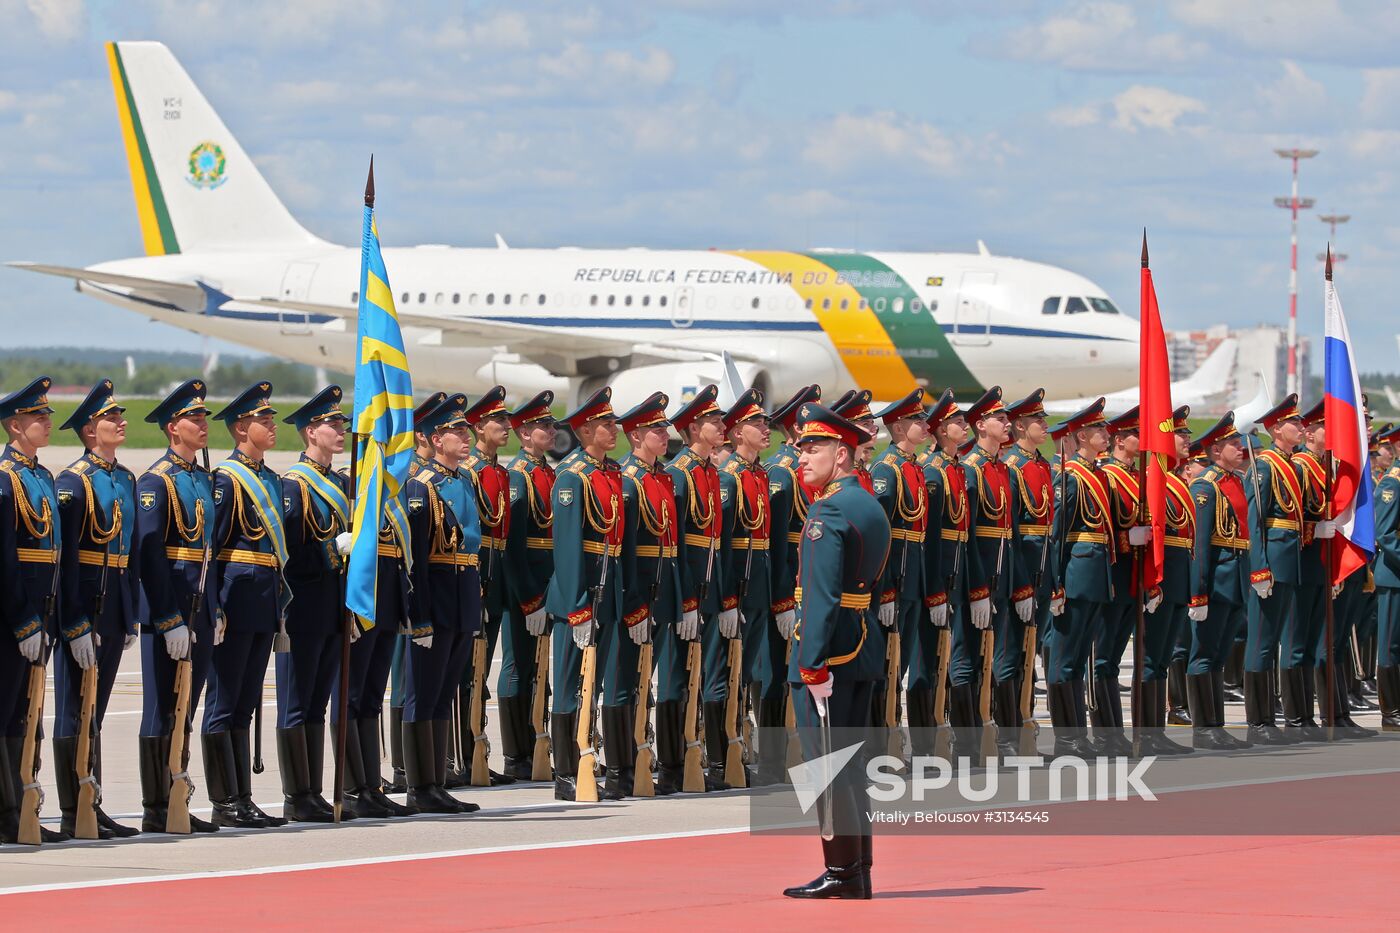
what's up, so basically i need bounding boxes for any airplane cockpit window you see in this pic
[1063,297,1088,314]
[1089,298,1120,314]
[1041,297,1060,315]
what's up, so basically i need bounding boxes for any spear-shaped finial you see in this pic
[1325,242,1333,281]
[364,155,375,209]
[1141,228,1149,268]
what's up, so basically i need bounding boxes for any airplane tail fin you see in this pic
[1179,337,1237,398]
[105,41,320,255]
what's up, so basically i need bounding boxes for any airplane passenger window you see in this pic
[1064,297,1088,315]
[625,295,633,306]
[805,298,813,310]
[452,293,460,305]
[401,292,409,305]
[503,294,512,305]
[418,293,426,304]
[469,293,478,306]
[929,300,938,311]
[538,294,547,306]
[608,295,616,306]
[435,293,444,304]
[590,295,598,306]
[874,298,886,312]
[893,298,905,313]
[520,294,527,306]
[486,293,495,305]
[1089,298,1120,314]
[752,297,760,310]
[840,299,848,310]
[822,298,831,310]
[911,299,922,312]
[1041,297,1060,315]
[642,296,650,307]
[659,296,668,307]
[351,292,358,303]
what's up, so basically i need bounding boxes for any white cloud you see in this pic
[1360,67,1400,122]
[24,0,82,40]
[1047,102,1101,127]
[1109,85,1205,131]
[1169,0,1400,65]
[1255,60,1327,125]
[803,111,1000,176]
[992,2,1206,72]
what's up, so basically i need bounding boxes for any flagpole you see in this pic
[1322,247,1336,741]
[1132,232,1148,757]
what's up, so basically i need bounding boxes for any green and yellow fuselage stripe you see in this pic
[106,42,179,256]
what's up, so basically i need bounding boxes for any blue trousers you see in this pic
[1189,600,1245,675]
[53,601,128,737]
[335,618,399,722]
[139,624,214,738]
[948,604,980,686]
[598,617,640,707]
[700,611,730,702]
[275,627,341,729]
[1143,604,1185,681]
[1093,594,1136,684]
[1245,582,1294,672]
[1048,598,1102,685]
[551,618,583,714]
[1287,584,1327,670]
[403,628,472,722]
[203,630,274,733]
[992,595,1025,684]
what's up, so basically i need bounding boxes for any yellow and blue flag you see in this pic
[347,164,415,626]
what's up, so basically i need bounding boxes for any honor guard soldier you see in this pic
[385,391,448,794]
[1134,407,1194,755]
[1242,395,1306,745]
[402,394,481,814]
[204,383,289,828]
[1092,407,1149,755]
[501,391,557,782]
[1003,389,1057,716]
[1186,414,1253,750]
[1046,400,1112,757]
[133,380,220,834]
[782,402,891,901]
[546,388,625,801]
[832,390,878,493]
[871,390,930,740]
[619,393,684,793]
[666,385,731,790]
[462,385,515,786]
[277,387,352,822]
[1285,401,1331,738]
[0,377,66,844]
[1374,426,1400,731]
[54,380,141,838]
[720,388,776,786]
[922,393,972,751]
[766,385,822,649]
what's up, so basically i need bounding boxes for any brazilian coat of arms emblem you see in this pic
[186,141,228,189]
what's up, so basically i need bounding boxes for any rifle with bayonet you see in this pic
[633,580,658,797]
[886,511,909,759]
[1020,476,1052,756]
[530,628,552,781]
[682,534,716,793]
[469,536,494,787]
[575,538,611,803]
[17,515,62,846]
[934,523,962,763]
[724,526,754,789]
[168,451,214,834]
[74,505,119,840]
[979,491,1007,764]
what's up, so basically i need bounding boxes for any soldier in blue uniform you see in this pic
[720,388,776,787]
[402,394,482,814]
[546,388,625,801]
[781,402,891,901]
[665,385,730,790]
[1047,400,1111,757]
[53,379,141,838]
[501,391,558,782]
[132,379,220,834]
[0,377,69,844]
[1186,414,1253,750]
[276,386,353,821]
[203,383,289,828]
[1375,426,1400,731]
[619,393,684,794]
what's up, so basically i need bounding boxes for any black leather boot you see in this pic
[278,726,332,822]
[653,701,684,796]
[385,705,407,793]
[1188,674,1235,750]
[433,719,480,812]
[91,734,139,837]
[233,728,287,826]
[1223,642,1245,702]
[1244,672,1294,745]
[330,718,379,818]
[552,711,579,801]
[139,735,171,832]
[947,683,983,764]
[1091,675,1132,756]
[1167,659,1192,725]
[992,679,1021,759]
[1048,682,1096,757]
[356,717,415,816]
[203,731,266,828]
[600,705,630,801]
[54,735,114,839]
[754,696,788,785]
[702,701,731,791]
[1210,671,1250,748]
[403,719,455,814]
[1378,666,1400,732]
[1139,681,1190,755]
[307,722,350,819]
[1317,664,1376,737]
[1281,667,1327,741]
[498,696,534,782]
[783,835,866,900]
[859,832,874,899]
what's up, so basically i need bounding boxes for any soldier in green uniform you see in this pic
[1186,414,1254,750]
[666,385,730,790]
[1287,401,1331,739]
[766,385,821,656]
[546,388,625,801]
[782,402,891,901]
[1375,425,1400,731]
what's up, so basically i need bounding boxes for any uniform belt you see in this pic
[1066,531,1108,545]
[484,537,508,550]
[940,529,968,542]
[683,533,718,549]
[164,546,209,562]
[376,543,403,559]
[634,544,679,558]
[1019,524,1049,536]
[77,551,129,568]
[974,526,1012,539]
[1210,535,1249,551]
[1164,535,1192,549]
[526,536,553,550]
[788,531,802,544]
[1264,518,1300,531]
[428,551,479,567]
[793,586,872,610]
[730,537,769,550]
[582,540,622,557]
[890,528,925,542]
[217,548,279,568]
[15,547,58,564]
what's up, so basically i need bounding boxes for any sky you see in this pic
[1,0,1399,371]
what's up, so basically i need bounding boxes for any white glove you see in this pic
[878,601,897,629]
[929,603,948,627]
[776,609,796,639]
[335,531,354,556]
[412,633,434,650]
[628,617,649,646]
[970,597,991,630]
[17,631,42,663]
[214,610,227,646]
[1050,594,1065,617]
[164,625,191,660]
[1332,582,1344,598]
[718,608,740,638]
[124,632,137,650]
[69,632,97,670]
[349,622,362,643]
[1128,525,1153,547]
[806,675,834,703]
[678,609,699,641]
[572,621,592,649]
[1313,520,1336,540]
[1252,580,1273,600]
[1145,592,1163,614]
[525,608,548,636]
[1188,605,1208,622]
[1014,597,1033,623]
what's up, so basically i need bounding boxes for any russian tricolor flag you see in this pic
[1323,253,1375,583]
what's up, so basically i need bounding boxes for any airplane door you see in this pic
[951,270,994,347]
[671,286,694,328]
[278,261,317,335]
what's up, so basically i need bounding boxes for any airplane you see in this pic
[1044,336,1238,415]
[11,41,1141,410]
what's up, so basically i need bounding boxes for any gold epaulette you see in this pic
[879,451,898,466]
[153,460,171,475]
[511,459,529,473]
[672,453,692,470]
[778,454,793,467]
[1389,467,1400,480]
[415,468,435,483]
[568,461,587,475]
[723,459,742,475]
[69,459,90,475]
[463,455,479,469]
[624,463,641,477]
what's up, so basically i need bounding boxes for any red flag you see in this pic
[1139,233,1174,591]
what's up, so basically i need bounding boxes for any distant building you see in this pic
[1166,324,1311,410]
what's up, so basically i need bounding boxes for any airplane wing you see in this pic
[234,297,758,373]
[8,261,210,312]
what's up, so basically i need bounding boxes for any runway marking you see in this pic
[0,825,749,895]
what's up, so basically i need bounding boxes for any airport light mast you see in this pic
[1274,147,1318,398]
[1317,213,1349,265]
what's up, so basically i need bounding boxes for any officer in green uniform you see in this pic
[618,393,683,793]
[1374,426,1400,731]
[782,402,891,901]
[1186,414,1253,750]
[766,386,821,645]
[1047,400,1111,757]
[666,385,730,790]
[53,380,142,838]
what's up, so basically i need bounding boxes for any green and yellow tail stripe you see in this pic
[106,42,179,256]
